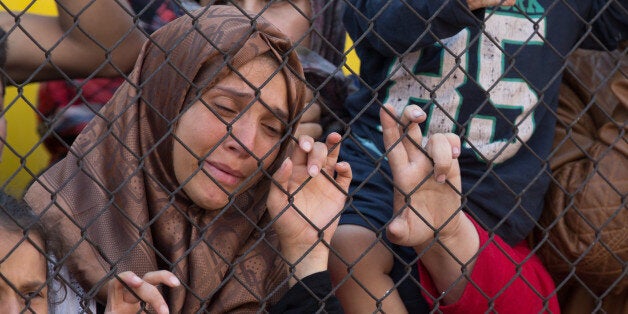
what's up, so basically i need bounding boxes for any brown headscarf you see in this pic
[25,5,305,312]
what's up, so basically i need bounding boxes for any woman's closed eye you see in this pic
[23,290,45,300]
[211,102,238,119]
[263,121,283,137]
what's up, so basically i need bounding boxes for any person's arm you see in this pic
[0,0,144,83]
[266,132,352,309]
[380,103,559,311]
[418,218,560,313]
[344,0,515,55]
[379,103,479,303]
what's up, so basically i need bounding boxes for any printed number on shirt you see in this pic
[385,12,547,164]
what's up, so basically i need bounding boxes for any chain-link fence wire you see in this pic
[0,0,626,312]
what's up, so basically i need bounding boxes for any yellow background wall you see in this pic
[1,0,57,197]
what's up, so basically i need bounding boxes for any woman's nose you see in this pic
[225,119,257,157]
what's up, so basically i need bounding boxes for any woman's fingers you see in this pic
[324,132,342,174]
[334,161,352,193]
[141,270,181,288]
[268,157,293,218]
[108,271,178,314]
[307,141,328,177]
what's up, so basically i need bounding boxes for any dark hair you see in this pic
[0,190,72,306]
[0,190,46,245]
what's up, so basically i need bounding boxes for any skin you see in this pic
[108,56,352,312]
[329,106,479,312]
[0,0,144,162]
[172,56,289,211]
[0,0,143,83]
[0,233,48,314]
[204,0,322,139]
[330,0,516,311]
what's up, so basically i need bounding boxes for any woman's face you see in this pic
[210,0,312,47]
[173,56,289,210]
[0,232,48,313]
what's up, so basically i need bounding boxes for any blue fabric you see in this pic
[341,0,627,245]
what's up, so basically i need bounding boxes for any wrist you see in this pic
[284,245,329,287]
[414,213,479,303]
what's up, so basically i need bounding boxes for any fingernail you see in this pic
[452,146,460,157]
[170,276,180,286]
[130,274,142,285]
[411,108,425,119]
[436,174,446,183]
[308,165,319,177]
[160,305,169,314]
[302,141,312,151]
[282,157,290,167]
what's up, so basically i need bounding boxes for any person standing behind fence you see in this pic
[24,6,352,312]
[0,0,143,162]
[36,0,351,164]
[329,0,627,312]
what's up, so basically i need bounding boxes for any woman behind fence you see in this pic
[24,5,352,312]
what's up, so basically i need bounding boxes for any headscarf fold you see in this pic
[25,5,305,312]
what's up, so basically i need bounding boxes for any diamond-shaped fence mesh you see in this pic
[0,0,626,313]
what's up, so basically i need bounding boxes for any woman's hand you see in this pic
[105,270,180,314]
[267,132,352,282]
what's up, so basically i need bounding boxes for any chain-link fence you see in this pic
[0,0,626,313]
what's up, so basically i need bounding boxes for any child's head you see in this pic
[0,191,48,313]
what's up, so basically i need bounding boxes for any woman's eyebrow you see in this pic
[214,85,289,121]
[214,85,254,101]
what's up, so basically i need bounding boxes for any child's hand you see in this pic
[467,0,516,10]
[380,104,463,250]
[105,270,180,314]
[267,133,352,278]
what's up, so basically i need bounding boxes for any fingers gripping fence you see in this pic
[0,0,626,313]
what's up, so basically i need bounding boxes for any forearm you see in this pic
[2,0,144,83]
[346,0,484,54]
[418,216,560,312]
[415,212,479,304]
[56,0,144,72]
[283,245,329,287]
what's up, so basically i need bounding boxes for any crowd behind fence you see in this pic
[0,0,626,313]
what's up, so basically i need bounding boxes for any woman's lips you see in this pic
[204,161,243,187]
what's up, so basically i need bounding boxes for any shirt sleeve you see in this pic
[270,271,344,314]
[344,0,485,55]
[580,0,628,50]
[418,216,560,313]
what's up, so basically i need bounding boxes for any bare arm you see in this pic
[380,104,479,304]
[0,0,145,83]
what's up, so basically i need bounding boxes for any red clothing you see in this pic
[419,217,560,313]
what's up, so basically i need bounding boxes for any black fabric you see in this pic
[270,271,343,314]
